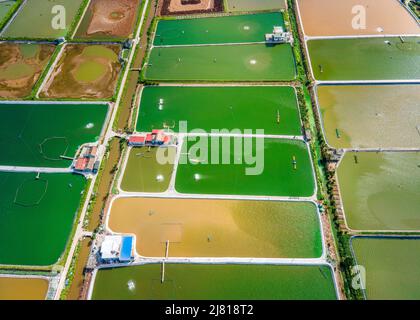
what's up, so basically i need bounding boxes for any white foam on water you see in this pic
[250,59,257,65]
[85,123,94,129]
[127,280,136,291]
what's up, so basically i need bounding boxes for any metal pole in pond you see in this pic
[161,240,169,283]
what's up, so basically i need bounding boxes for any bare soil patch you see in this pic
[160,0,223,16]
[80,0,141,38]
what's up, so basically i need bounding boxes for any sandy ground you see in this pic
[86,0,140,37]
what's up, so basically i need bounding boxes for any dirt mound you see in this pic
[160,0,223,16]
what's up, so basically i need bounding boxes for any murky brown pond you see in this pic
[40,44,122,99]
[0,43,55,98]
[317,85,420,149]
[0,276,49,300]
[88,138,122,231]
[108,197,323,258]
[298,0,420,36]
[76,0,140,39]
[66,238,92,300]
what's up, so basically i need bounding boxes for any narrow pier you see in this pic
[161,261,165,283]
[161,240,170,283]
[60,155,74,160]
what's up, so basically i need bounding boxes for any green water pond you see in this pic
[92,264,337,300]
[121,147,175,192]
[137,86,302,135]
[337,152,420,230]
[154,12,284,45]
[0,172,86,266]
[2,0,83,38]
[308,37,420,80]
[0,103,108,168]
[351,237,420,300]
[145,43,296,81]
[175,138,315,197]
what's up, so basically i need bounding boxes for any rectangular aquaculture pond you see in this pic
[136,86,302,135]
[175,138,315,197]
[144,43,296,81]
[297,0,420,36]
[0,102,108,168]
[120,147,175,192]
[0,43,55,99]
[317,85,420,149]
[0,276,49,300]
[337,152,420,231]
[226,0,286,12]
[308,37,420,81]
[40,44,122,99]
[351,237,420,300]
[2,0,84,38]
[75,0,141,39]
[92,264,337,300]
[154,12,284,46]
[0,1,18,25]
[108,197,323,258]
[0,172,87,266]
